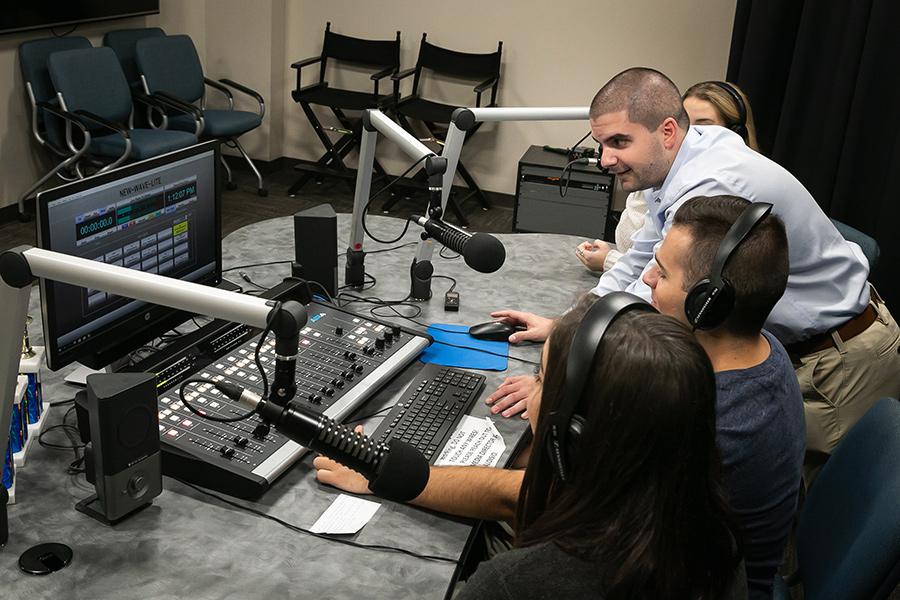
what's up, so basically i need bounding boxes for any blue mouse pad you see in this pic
[420,324,508,371]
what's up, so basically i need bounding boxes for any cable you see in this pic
[438,246,460,260]
[343,406,393,425]
[178,302,282,423]
[558,130,596,198]
[335,241,418,260]
[175,478,458,564]
[432,275,456,294]
[239,271,267,291]
[361,155,429,244]
[223,259,292,273]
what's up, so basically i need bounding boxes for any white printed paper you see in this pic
[310,494,381,535]
[434,415,506,468]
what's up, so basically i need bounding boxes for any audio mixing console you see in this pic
[128,280,431,498]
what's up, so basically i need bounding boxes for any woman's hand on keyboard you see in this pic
[484,375,535,419]
[313,426,373,495]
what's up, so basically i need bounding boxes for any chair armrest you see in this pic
[290,55,323,70]
[473,77,500,107]
[152,91,203,118]
[73,109,128,137]
[138,91,204,135]
[370,65,396,81]
[473,77,498,94]
[391,67,417,81]
[204,77,234,109]
[218,78,266,120]
[73,109,131,171]
[35,101,91,152]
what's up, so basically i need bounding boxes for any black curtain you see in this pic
[727,0,900,305]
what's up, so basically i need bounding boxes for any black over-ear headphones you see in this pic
[546,291,654,482]
[684,202,773,331]
[710,81,748,141]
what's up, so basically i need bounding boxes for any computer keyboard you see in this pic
[370,363,486,463]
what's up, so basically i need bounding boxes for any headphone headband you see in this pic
[547,292,654,481]
[685,202,773,330]
[708,81,747,138]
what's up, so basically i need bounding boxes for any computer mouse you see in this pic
[468,321,524,342]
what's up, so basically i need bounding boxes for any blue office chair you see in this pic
[17,36,94,220]
[103,27,166,89]
[134,34,267,196]
[47,47,197,167]
[831,218,880,271]
[773,397,900,600]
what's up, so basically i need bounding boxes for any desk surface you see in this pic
[2,213,597,599]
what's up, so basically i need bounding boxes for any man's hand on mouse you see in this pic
[485,375,535,418]
[575,239,612,272]
[489,310,553,344]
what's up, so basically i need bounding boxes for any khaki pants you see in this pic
[795,296,900,467]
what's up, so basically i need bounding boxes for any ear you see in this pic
[659,117,680,150]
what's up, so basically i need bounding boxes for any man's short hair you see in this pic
[673,195,789,338]
[590,67,690,131]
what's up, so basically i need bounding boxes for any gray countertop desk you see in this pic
[1,213,597,599]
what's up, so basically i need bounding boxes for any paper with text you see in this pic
[435,415,505,468]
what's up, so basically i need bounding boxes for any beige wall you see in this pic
[282,0,738,195]
[0,0,737,210]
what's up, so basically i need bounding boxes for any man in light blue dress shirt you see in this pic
[492,68,900,472]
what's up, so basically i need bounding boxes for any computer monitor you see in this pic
[36,141,222,371]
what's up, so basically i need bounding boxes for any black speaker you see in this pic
[294,204,338,297]
[76,373,162,524]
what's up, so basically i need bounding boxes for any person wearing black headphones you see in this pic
[642,196,804,600]
[458,293,746,600]
[493,68,900,479]
[318,293,747,599]
[314,195,802,600]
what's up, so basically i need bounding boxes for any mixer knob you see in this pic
[335,326,344,336]
[324,388,335,397]
[375,338,385,350]
[354,364,364,374]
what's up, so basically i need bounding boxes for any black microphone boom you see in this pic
[216,383,430,502]
[411,215,505,273]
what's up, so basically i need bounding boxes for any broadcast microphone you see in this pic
[410,215,505,273]
[215,383,430,502]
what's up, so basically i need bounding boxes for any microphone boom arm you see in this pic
[0,245,308,478]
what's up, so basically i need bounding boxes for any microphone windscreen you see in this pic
[464,233,506,273]
[368,439,430,502]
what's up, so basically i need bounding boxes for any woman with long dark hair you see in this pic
[459,294,745,600]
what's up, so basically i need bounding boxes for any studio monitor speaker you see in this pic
[76,372,162,524]
[294,204,338,297]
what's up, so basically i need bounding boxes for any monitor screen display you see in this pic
[37,141,221,370]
